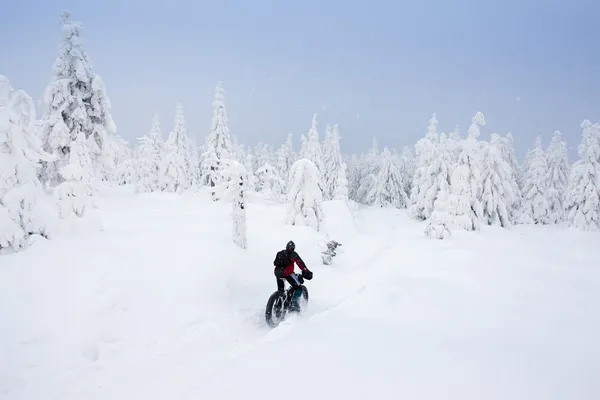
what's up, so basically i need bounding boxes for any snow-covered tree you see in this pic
[410,113,440,219]
[565,120,600,231]
[367,147,409,208]
[519,136,549,224]
[479,134,515,227]
[163,102,190,192]
[424,134,453,239]
[231,161,247,249]
[333,162,349,201]
[0,78,57,251]
[303,113,325,175]
[400,146,416,198]
[255,163,285,201]
[243,150,257,192]
[545,130,570,224]
[285,158,324,231]
[276,133,295,183]
[135,113,165,192]
[54,131,95,218]
[201,81,232,190]
[447,112,486,231]
[496,133,522,222]
[38,12,117,187]
[355,139,380,204]
[322,124,344,200]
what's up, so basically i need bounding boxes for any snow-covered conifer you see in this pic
[276,133,295,182]
[367,147,409,208]
[54,131,94,218]
[565,120,600,230]
[0,79,57,250]
[285,158,324,231]
[38,12,116,187]
[256,163,285,201]
[322,124,344,200]
[333,162,349,201]
[303,114,325,176]
[447,112,486,230]
[356,139,381,204]
[201,81,232,190]
[163,103,190,192]
[479,134,515,227]
[400,146,415,198]
[243,150,257,192]
[545,130,570,224]
[410,113,440,219]
[424,134,453,239]
[519,136,549,224]
[135,113,165,192]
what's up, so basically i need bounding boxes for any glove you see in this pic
[302,269,313,280]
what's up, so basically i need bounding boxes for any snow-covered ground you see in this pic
[1,188,599,400]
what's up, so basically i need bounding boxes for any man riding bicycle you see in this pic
[273,240,313,310]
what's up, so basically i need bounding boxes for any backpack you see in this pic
[273,250,290,269]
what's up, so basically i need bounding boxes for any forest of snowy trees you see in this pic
[2,13,600,252]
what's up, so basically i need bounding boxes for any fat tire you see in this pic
[265,291,285,328]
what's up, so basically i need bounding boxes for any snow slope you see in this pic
[1,187,599,400]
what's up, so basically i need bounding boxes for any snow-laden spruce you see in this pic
[276,133,295,184]
[565,120,600,231]
[285,158,324,231]
[479,134,516,227]
[333,162,349,201]
[322,124,344,200]
[354,138,380,204]
[447,112,486,231]
[163,103,192,192]
[520,136,550,224]
[545,131,570,224]
[410,113,440,220]
[38,12,117,187]
[303,114,325,176]
[496,133,522,222]
[424,133,453,239]
[201,82,232,190]
[400,146,416,198]
[54,130,95,218]
[367,147,409,208]
[243,151,257,192]
[255,163,285,201]
[0,78,58,251]
[135,113,165,192]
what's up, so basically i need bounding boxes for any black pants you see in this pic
[276,274,301,292]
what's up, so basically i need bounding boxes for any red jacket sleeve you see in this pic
[292,252,307,271]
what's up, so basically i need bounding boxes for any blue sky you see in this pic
[1,0,599,160]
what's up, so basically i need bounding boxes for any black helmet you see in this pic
[286,240,295,252]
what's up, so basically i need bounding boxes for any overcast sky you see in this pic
[1,0,599,160]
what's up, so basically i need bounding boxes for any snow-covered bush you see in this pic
[285,158,324,231]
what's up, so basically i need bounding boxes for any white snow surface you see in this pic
[1,187,599,400]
